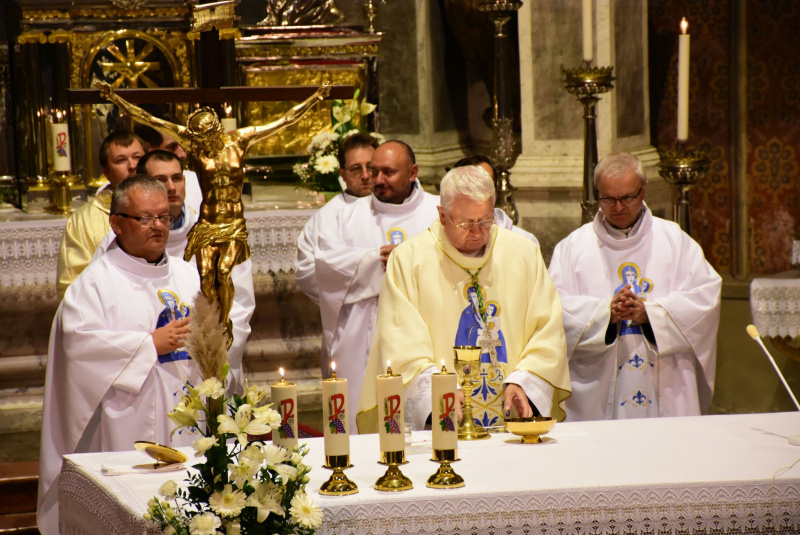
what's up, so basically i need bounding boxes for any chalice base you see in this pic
[458,416,490,440]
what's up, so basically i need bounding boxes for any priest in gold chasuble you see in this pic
[357,166,571,433]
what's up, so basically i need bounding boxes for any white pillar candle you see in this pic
[677,17,691,142]
[582,0,593,63]
[377,363,404,452]
[322,363,349,456]
[52,116,72,172]
[221,117,237,134]
[431,364,458,451]
[271,368,298,451]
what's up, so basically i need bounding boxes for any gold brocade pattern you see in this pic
[244,67,364,156]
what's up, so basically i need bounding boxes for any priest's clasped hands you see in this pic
[610,285,649,324]
[151,318,191,354]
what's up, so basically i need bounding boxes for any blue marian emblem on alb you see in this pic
[156,289,193,363]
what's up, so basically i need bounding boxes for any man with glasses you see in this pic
[296,132,382,305]
[356,165,571,434]
[549,153,721,421]
[38,175,202,535]
[313,140,440,433]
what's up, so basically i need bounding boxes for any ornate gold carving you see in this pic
[218,28,241,40]
[237,43,379,60]
[259,0,344,27]
[110,0,149,10]
[192,0,236,33]
[98,39,164,88]
[69,6,188,19]
[17,32,47,45]
[243,67,364,156]
[21,10,69,20]
[48,30,73,44]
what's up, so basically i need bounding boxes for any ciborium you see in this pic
[454,346,490,440]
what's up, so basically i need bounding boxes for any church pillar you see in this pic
[513,0,664,258]
[376,0,463,182]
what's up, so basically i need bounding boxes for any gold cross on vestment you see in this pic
[479,330,501,368]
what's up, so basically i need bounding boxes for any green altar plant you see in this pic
[293,88,384,193]
[144,293,323,535]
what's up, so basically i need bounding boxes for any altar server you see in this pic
[38,176,202,535]
[315,140,440,433]
[91,150,255,391]
[548,153,721,421]
[357,165,571,433]
[56,130,145,297]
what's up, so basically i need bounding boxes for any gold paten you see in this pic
[96,80,330,347]
[427,448,464,489]
[320,454,358,495]
[454,346,490,440]
[504,416,556,444]
[374,450,412,492]
[134,440,188,467]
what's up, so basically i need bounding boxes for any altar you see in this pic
[57,412,800,535]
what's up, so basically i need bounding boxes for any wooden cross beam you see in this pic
[65,85,354,105]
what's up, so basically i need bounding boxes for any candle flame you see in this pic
[224,104,233,117]
[680,17,688,34]
[56,110,63,121]
[331,361,336,372]
[280,367,285,377]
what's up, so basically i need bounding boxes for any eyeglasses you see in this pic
[345,164,371,174]
[597,187,643,207]
[446,212,495,231]
[114,213,174,227]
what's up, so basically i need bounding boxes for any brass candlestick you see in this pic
[454,346,490,440]
[320,454,358,496]
[427,448,464,489]
[374,450,412,491]
[657,145,710,236]
[49,171,76,214]
[563,65,616,224]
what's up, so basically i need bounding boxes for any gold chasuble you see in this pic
[357,220,571,433]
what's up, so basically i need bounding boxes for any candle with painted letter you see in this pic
[322,362,349,456]
[52,111,72,172]
[271,367,298,450]
[677,17,691,141]
[582,0,593,63]
[431,361,458,451]
[377,361,404,452]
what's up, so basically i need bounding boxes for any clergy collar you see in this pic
[370,179,424,214]
[170,204,186,230]
[428,218,498,270]
[108,239,170,271]
[341,190,359,203]
[593,204,653,250]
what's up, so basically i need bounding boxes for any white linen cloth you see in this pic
[750,273,800,338]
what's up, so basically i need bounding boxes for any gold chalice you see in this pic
[453,346,490,440]
[504,416,556,444]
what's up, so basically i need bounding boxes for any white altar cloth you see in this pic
[751,273,800,338]
[58,412,800,535]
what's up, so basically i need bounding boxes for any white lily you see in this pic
[217,404,270,446]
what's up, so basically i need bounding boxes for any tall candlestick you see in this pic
[52,111,72,173]
[677,17,691,142]
[271,367,298,451]
[377,366,404,452]
[582,0,593,63]
[431,365,458,451]
[322,362,349,457]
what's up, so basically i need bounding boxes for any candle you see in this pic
[582,0,593,63]
[322,362,349,456]
[376,363,404,452]
[52,111,72,172]
[271,367,298,451]
[221,104,237,133]
[677,17,690,142]
[431,363,458,451]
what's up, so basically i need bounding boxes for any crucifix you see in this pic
[478,329,501,368]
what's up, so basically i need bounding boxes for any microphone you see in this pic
[747,324,800,446]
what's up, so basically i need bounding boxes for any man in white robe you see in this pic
[296,132,381,304]
[357,165,571,433]
[548,153,721,421]
[315,140,440,433]
[38,176,202,535]
[91,150,255,390]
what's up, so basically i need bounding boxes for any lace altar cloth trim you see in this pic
[750,277,800,338]
[59,460,800,535]
[0,210,313,288]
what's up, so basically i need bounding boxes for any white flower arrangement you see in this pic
[294,89,384,193]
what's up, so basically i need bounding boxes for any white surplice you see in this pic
[494,208,539,246]
[295,191,359,305]
[37,242,203,535]
[92,204,255,390]
[314,182,440,433]
[549,207,721,421]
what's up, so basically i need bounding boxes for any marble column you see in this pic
[514,0,665,259]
